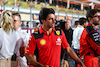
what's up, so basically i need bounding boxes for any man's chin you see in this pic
[52,25,55,28]
[52,24,55,27]
[52,26,55,28]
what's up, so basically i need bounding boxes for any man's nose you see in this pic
[53,19,56,23]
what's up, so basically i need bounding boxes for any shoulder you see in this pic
[32,30,43,39]
[70,27,74,31]
[0,28,3,31]
[0,28,3,36]
[73,27,78,32]
[85,25,95,34]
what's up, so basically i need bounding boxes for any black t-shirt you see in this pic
[61,27,73,60]
[64,27,73,47]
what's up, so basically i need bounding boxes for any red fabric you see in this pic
[79,24,100,57]
[77,55,99,67]
[79,24,100,67]
[84,55,99,67]
[26,27,69,67]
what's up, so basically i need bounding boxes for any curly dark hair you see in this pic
[86,9,100,21]
[39,8,55,24]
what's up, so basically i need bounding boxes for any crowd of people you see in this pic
[0,8,100,67]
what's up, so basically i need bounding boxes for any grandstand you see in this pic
[0,0,100,33]
[0,1,100,66]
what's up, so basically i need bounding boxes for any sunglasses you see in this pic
[13,20,20,23]
[93,15,100,18]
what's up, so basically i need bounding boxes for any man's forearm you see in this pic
[65,47,84,66]
[25,53,44,67]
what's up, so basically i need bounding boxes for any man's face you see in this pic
[65,19,71,27]
[43,14,56,29]
[92,12,100,25]
[13,15,21,30]
[84,21,88,27]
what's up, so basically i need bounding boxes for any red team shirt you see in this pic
[79,24,100,57]
[26,26,69,67]
[79,23,100,67]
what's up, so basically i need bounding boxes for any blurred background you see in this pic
[0,0,100,34]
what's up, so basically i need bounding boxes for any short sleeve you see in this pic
[61,30,69,49]
[25,34,36,55]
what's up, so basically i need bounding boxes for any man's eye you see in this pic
[49,18,53,20]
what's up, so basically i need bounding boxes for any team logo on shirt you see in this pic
[40,39,46,45]
[92,32,100,41]
[56,37,62,45]
[56,31,60,35]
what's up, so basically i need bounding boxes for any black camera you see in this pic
[55,20,65,29]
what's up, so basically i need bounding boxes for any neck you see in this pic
[16,27,20,30]
[89,21,93,25]
[81,25,84,28]
[65,26,70,30]
[89,21,97,26]
[42,26,52,35]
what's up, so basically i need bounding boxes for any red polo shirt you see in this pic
[26,26,69,67]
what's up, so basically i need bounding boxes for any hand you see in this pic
[77,64,86,67]
[40,65,51,67]
[81,63,86,67]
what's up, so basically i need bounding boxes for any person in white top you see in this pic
[0,10,20,67]
[12,12,30,67]
[72,21,80,30]
[72,17,88,67]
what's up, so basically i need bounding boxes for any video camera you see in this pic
[55,20,65,29]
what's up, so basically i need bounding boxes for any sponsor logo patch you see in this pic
[92,33,99,41]
[56,31,60,35]
[40,39,46,45]
[56,37,62,45]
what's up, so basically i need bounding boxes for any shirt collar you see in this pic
[39,26,56,34]
[88,23,98,31]
[79,25,84,28]
[88,23,94,27]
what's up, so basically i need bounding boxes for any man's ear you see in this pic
[19,21,21,25]
[41,19,45,24]
[83,22,86,25]
[88,17,91,21]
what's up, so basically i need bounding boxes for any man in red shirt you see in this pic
[79,9,100,67]
[25,8,85,67]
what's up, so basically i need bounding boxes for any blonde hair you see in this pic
[0,10,13,34]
